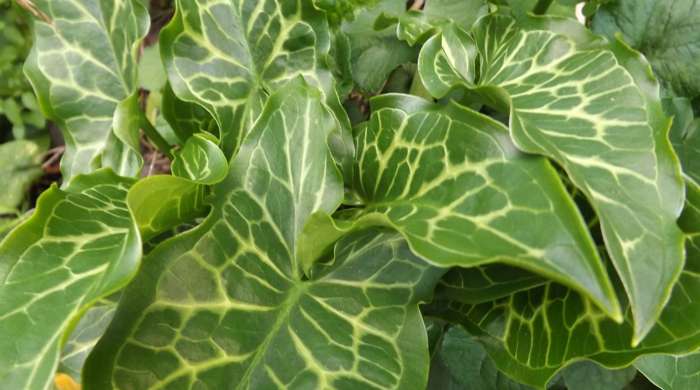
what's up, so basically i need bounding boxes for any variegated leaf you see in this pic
[83,81,442,389]
[160,0,337,156]
[425,178,700,389]
[417,14,685,342]
[171,133,228,185]
[24,0,149,181]
[302,94,620,318]
[0,169,140,390]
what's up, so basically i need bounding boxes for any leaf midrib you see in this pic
[235,281,309,388]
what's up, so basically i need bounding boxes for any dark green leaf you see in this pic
[592,0,700,99]
[302,94,621,319]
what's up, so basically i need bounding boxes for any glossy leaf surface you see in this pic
[160,0,335,156]
[418,13,685,342]
[171,133,228,185]
[84,81,443,389]
[0,169,140,390]
[24,0,148,180]
[312,94,619,317]
[425,179,700,388]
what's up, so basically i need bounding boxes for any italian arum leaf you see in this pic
[85,81,442,389]
[160,0,338,156]
[592,0,700,99]
[0,169,140,390]
[171,133,229,185]
[303,94,620,318]
[0,139,45,214]
[425,178,700,389]
[418,13,685,343]
[24,0,149,181]
[127,176,208,241]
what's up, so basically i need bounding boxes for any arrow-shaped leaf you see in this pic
[425,178,700,389]
[84,80,443,389]
[24,0,149,181]
[417,14,685,342]
[160,0,337,156]
[302,94,620,318]
[0,169,140,390]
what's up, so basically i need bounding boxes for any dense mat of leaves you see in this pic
[1,0,699,389]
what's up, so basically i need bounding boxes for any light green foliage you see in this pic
[171,133,228,185]
[25,0,149,181]
[425,179,700,388]
[83,81,444,389]
[58,301,117,383]
[378,0,488,45]
[2,0,699,388]
[0,170,140,390]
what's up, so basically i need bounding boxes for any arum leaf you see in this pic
[303,94,620,318]
[0,169,140,390]
[171,133,229,185]
[592,0,700,99]
[24,0,149,181]
[636,353,700,390]
[127,176,208,241]
[424,178,700,389]
[0,139,45,214]
[58,301,117,383]
[160,0,336,156]
[418,13,685,343]
[83,81,441,389]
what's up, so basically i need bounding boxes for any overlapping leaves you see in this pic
[84,81,443,389]
[426,179,700,388]
[417,12,685,342]
[0,170,140,390]
[24,0,149,181]
[304,94,620,318]
[160,0,338,156]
